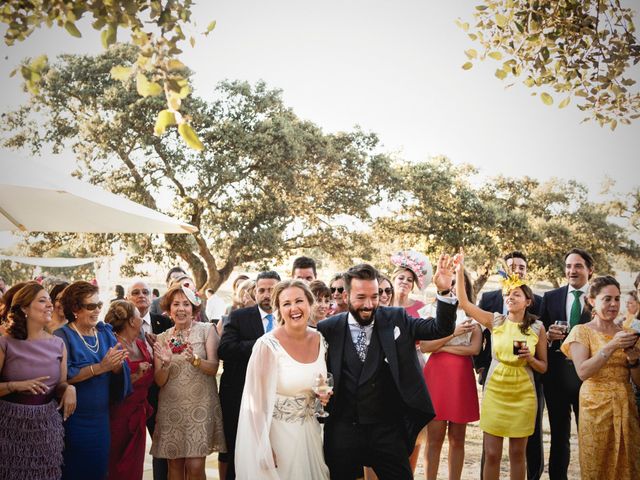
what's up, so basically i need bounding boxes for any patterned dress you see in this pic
[480,313,541,438]
[151,322,226,458]
[561,325,640,480]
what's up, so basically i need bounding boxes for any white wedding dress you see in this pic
[235,329,330,480]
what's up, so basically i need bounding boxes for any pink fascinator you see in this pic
[390,250,433,292]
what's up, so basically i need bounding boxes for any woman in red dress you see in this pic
[420,270,481,480]
[106,300,155,480]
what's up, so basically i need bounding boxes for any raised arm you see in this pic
[455,254,494,329]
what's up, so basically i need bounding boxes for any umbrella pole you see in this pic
[0,206,27,231]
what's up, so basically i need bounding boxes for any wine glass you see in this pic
[312,372,334,418]
[554,320,569,351]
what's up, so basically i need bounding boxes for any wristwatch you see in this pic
[191,354,201,368]
[437,289,451,296]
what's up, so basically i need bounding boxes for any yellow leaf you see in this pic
[64,21,82,38]
[488,51,503,60]
[462,62,473,70]
[30,55,48,71]
[154,110,176,136]
[168,94,182,111]
[465,49,478,59]
[540,92,553,105]
[190,36,196,48]
[610,120,617,131]
[495,68,507,80]
[495,14,508,28]
[178,123,204,151]
[167,59,186,71]
[110,65,133,82]
[205,20,217,35]
[558,97,571,109]
[136,73,163,97]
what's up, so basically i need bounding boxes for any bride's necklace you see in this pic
[169,325,192,354]
[71,323,100,354]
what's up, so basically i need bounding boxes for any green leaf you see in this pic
[495,68,507,80]
[462,62,473,70]
[178,123,204,151]
[488,51,503,60]
[110,66,133,82]
[495,14,508,28]
[64,21,82,38]
[136,73,163,97]
[558,97,571,109]
[154,110,176,136]
[101,25,117,48]
[465,49,478,59]
[204,20,217,35]
[540,92,553,105]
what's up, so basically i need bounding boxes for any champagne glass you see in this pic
[313,372,334,418]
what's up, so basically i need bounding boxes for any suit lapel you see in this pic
[251,306,264,338]
[329,314,348,392]
[560,286,569,323]
[376,312,400,383]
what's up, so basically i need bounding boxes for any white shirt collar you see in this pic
[568,284,589,294]
[142,310,151,325]
[258,307,272,319]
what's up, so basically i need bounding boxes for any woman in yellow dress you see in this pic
[561,275,640,480]
[455,250,547,480]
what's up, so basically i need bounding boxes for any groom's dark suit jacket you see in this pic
[317,300,457,452]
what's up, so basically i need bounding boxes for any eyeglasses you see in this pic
[131,289,150,296]
[378,287,393,296]
[81,302,104,311]
[330,287,345,294]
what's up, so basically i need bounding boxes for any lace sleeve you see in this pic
[235,336,280,480]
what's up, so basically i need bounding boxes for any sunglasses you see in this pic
[81,301,104,311]
[330,287,345,294]
[378,287,393,296]
[131,289,150,296]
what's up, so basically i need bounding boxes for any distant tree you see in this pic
[461,0,640,129]
[1,45,391,292]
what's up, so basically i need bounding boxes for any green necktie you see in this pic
[569,290,583,329]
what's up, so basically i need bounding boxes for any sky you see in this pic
[1,0,639,249]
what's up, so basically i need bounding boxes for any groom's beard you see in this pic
[348,301,377,326]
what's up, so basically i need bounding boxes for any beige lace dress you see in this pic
[150,321,226,458]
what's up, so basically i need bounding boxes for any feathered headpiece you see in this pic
[390,249,433,291]
[181,285,202,307]
[496,260,526,295]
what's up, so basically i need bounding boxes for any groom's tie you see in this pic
[355,326,367,362]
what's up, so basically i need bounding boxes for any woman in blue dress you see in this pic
[54,281,131,480]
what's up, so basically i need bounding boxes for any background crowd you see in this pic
[0,248,639,480]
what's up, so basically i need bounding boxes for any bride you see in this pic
[235,280,330,479]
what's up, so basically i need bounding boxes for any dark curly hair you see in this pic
[0,282,28,326]
[585,276,620,317]
[6,281,46,340]
[105,300,137,333]
[59,281,100,323]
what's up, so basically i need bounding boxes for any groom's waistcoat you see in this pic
[334,323,402,424]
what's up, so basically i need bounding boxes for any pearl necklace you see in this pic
[71,323,100,354]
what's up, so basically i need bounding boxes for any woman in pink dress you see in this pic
[420,270,481,480]
[106,300,155,480]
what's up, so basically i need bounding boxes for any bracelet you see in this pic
[437,289,451,296]
[7,382,13,393]
[627,358,640,369]
[90,365,96,377]
[598,350,609,360]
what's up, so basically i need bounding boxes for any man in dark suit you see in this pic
[473,251,544,480]
[317,260,457,479]
[539,248,594,480]
[217,270,281,480]
[126,280,173,480]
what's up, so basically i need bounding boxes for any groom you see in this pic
[317,258,457,479]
